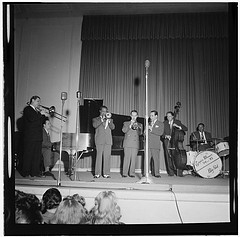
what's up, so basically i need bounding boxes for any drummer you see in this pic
[190,123,213,152]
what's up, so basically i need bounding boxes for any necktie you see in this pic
[201,132,204,140]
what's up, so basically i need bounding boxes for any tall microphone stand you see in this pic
[73,91,82,181]
[137,60,153,184]
[57,92,67,186]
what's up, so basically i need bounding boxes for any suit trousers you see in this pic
[22,141,42,176]
[144,148,160,176]
[123,147,138,176]
[42,148,55,169]
[163,139,175,175]
[95,144,111,176]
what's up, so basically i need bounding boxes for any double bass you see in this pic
[171,102,187,171]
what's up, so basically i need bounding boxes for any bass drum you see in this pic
[193,151,222,178]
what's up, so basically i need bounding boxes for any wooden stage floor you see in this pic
[15,169,229,194]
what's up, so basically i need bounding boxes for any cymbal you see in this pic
[190,140,205,143]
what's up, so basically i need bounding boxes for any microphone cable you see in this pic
[169,186,184,224]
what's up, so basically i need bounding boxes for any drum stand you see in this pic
[219,155,229,178]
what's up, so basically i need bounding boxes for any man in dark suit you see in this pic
[42,117,56,174]
[92,106,115,178]
[162,111,188,177]
[144,110,164,178]
[122,110,143,177]
[190,123,212,152]
[21,96,48,178]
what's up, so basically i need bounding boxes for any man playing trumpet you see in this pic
[92,106,115,178]
[122,110,143,177]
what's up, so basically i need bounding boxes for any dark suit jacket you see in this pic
[122,121,143,149]
[190,131,212,150]
[42,129,52,150]
[148,120,164,149]
[23,106,44,142]
[92,116,115,145]
[162,119,188,137]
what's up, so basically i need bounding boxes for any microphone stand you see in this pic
[57,94,67,186]
[137,60,153,184]
[74,92,81,181]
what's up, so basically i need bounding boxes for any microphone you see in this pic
[61,92,67,101]
[145,60,150,68]
[76,91,84,105]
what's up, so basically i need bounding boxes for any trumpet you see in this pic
[105,112,112,119]
[131,121,139,130]
[27,102,67,122]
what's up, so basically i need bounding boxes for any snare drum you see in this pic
[215,142,229,157]
[193,151,222,179]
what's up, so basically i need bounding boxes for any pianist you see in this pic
[42,117,57,174]
[92,106,115,178]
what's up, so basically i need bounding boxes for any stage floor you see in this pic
[15,169,229,193]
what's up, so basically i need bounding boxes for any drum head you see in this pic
[193,151,222,178]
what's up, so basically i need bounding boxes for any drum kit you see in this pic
[186,138,229,178]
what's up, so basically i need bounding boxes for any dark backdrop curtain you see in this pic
[79,13,229,162]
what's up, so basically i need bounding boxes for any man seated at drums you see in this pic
[190,123,213,152]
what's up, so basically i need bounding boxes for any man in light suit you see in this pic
[122,110,143,177]
[162,111,188,177]
[92,106,115,178]
[190,123,212,152]
[144,110,164,178]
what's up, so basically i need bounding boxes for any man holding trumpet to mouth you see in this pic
[122,110,143,177]
[92,106,115,178]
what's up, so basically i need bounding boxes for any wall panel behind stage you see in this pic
[14,17,83,141]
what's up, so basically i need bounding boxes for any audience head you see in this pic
[41,188,62,214]
[50,196,86,224]
[91,191,121,224]
[15,190,43,224]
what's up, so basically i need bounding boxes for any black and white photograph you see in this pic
[3,1,237,236]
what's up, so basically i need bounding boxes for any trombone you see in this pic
[26,102,67,122]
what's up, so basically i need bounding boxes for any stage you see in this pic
[15,169,230,224]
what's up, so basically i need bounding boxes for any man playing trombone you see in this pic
[122,110,143,177]
[92,106,115,178]
[21,96,49,178]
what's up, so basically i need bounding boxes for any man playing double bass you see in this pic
[162,111,188,177]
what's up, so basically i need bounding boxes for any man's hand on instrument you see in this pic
[173,123,181,129]
[165,135,171,140]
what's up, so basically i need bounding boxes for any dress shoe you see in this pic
[155,175,161,178]
[168,173,174,176]
[129,175,135,178]
[103,175,111,178]
[122,175,127,178]
[94,174,100,178]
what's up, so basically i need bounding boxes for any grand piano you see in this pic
[56,99,145,180]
